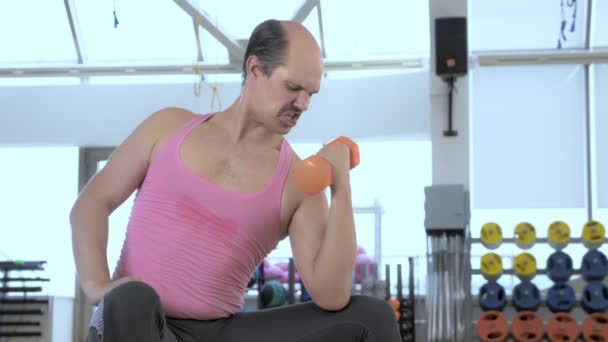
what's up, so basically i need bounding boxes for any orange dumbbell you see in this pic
[293,136,360,195]
[385,264,400,320]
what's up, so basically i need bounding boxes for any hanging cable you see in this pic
[557,0,577,49]
[113,0,119,28]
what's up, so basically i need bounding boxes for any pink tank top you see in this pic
[112,113,292,319]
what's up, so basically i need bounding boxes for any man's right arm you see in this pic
[70,107,194,305]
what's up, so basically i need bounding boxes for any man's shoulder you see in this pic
[147,107,198,125]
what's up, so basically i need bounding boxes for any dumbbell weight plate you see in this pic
[582,282,608,314]
[511,311,544,342]
[547,283,577,313]
[582,220,606,250]
[481,253,503,281]
[477,311,509,342]
[582,313,608,342]
[479,282,507,312]
[546,313,579,342]
[547,313,579,342]
[547,251,574,282]
[513,282,541,312]
[548,221,571,250]
[514,222,536,250]
[581,250,608,281]
[514,252,537,281]
[481,222,503,250]
[257,281,287,309]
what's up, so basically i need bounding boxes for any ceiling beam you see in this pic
[173,0,245,63]
[474,48,608,66]
[292,0,319,23]
[63,0,86,64]
[0,59,423,78]
[316,2,327,58]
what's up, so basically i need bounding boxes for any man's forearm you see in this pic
[312,180,357,309]
[70,197,112,300]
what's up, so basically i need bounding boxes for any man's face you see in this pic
[252,46,323,135]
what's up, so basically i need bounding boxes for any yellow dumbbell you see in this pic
[514,252,537,281]
[548,221,571,250]
[480,222,503,250]
[582,220,606,250]
[514,222,536,250]
[480,252,503,281]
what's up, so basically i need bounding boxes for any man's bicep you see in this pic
[288,192,329,290]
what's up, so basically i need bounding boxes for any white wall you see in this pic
[0,71,430,146]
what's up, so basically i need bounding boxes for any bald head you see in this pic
[241,19,322,83]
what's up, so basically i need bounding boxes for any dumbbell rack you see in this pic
[398,258,416,342]
[472,230,608,341]
[0,260,49,338]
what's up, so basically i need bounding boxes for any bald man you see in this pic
[71,19,402,342]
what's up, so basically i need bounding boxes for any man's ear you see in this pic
[246,55,261,79]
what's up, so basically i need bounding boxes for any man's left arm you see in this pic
[288,144,357,311]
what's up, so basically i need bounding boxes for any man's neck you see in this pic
[213,99,282,149]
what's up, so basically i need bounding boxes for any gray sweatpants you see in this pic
[87,281,401,342]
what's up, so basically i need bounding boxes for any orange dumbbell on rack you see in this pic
[293,136,360,195]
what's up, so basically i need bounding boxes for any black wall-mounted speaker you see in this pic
[435,17,468,78]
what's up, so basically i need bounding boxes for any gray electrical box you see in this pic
[424,185,470,231]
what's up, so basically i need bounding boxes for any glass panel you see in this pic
[89,75,198,85]
[592,0,608,47]
[595,64,608,208]
[321,0,430,60]
[0,0,77,63]
[472,65,586,209]
[75,0,198,62]
[0,147,79,297]
[197,0,306,39]
[0,77,81,87]
[470,0,588,51]
[351,140,432,259]
[198,25,230,65]
[302,4,322,51]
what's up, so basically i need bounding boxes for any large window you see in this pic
[594,64,608,228]
[594,64,608,209]
[470,0,588,51]
[471,65,587,209]
[470,63,594,293]
[592,0,608,47]
[0,147,79,298]
[73,0,199,62]
[0,0,76,63]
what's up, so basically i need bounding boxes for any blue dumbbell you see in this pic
[547,283,577,313]
[581,250,608,281]
[547,251,574,282]
[582,282,608,314]
[479,282,507,311]
[512,281,541,312]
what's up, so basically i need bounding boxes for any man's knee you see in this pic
[104,281,161,320]
[346,295,398,324]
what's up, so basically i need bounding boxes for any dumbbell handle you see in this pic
[293,136,360,195]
